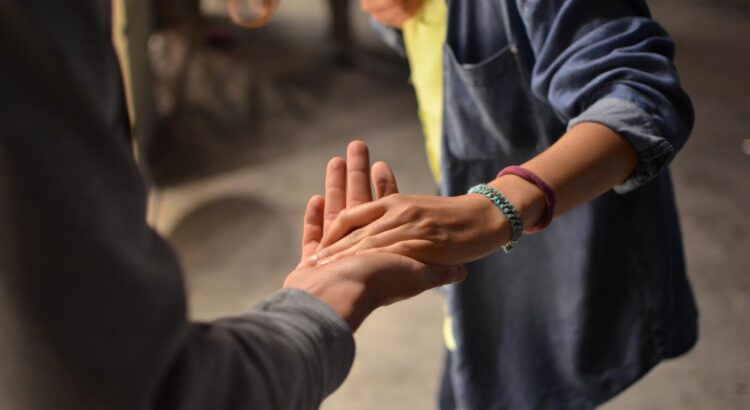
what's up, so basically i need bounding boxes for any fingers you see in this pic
[371,161,399,198]
[298,195,325,267]
[346,141,373,207]
[317,224,412,264]
[318,141,394,255]
[317,201,386,249]
[324,157,347,234]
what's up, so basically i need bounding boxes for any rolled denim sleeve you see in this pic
[516,0,694,192]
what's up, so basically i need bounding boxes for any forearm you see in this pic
[311,125,639,265]
[155,290,355,410]
[488,122,638,231]
[518,0,693,196]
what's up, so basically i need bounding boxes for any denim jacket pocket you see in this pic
[443,43,540,162]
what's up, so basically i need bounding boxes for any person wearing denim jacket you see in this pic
[348,0,700,408]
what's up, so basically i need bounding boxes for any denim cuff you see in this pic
[568,97,674,194]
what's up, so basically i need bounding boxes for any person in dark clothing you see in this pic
[0,2,465,409]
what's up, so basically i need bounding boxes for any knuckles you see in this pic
[384,192,404,204]
[394,202,420,222]
[415,217,437,235]
[414,219,449,247]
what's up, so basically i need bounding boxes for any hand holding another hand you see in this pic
[284,141,466,331]
[310,192,511,267]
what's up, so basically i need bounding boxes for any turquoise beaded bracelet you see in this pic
[467,183,523,252]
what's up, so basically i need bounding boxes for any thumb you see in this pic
[298,195,325,267]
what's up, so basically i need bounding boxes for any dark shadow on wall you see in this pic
[167,196,294,317]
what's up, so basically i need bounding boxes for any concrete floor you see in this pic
[148,0,750,408]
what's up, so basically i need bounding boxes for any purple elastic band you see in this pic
[497,166,556,233]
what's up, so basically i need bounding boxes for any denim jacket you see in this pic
[375,1,698,408]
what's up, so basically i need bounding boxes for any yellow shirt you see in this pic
[403,1,456,351]
[402,0,448,184]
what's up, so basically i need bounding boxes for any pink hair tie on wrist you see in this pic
[497,166,556,233]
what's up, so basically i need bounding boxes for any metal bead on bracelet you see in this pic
[467,183,523,252]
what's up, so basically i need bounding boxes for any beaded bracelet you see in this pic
[467,183,523,252]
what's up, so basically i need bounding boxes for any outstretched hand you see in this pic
[296,140,399,269]
[304,143,534,267]
[285,141,466,331]
[310,192,510,267]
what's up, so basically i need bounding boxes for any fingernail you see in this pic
[319,258,332,266]
[308,254,319,264]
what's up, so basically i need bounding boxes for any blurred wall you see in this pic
[112,0,157,158]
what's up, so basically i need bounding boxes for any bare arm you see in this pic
[488,122,638,238]
[319,0,691,266]
[312,127,637,266]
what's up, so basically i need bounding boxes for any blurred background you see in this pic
[114,0,749,408]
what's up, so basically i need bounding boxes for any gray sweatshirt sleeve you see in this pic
[154,290,355,410]
[0,2,354,409]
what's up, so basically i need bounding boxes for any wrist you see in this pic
[488,175,546,232]
[459,192,513,250]
[284,272,370,331]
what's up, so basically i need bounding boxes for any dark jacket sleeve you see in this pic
[515,0,694,192]
[0,2,353,409]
